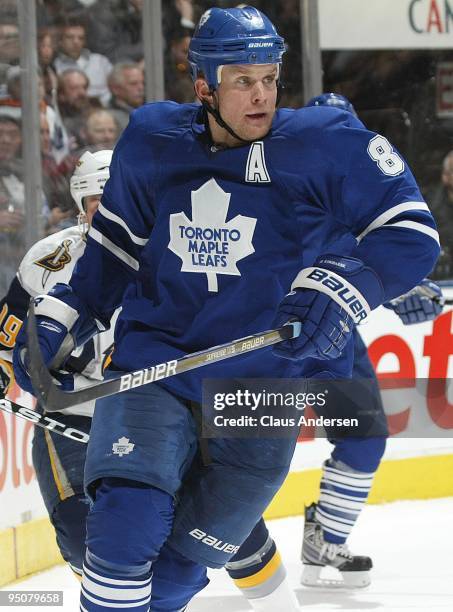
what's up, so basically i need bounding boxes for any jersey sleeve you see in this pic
[69,111,156,325]
[319,114,440,300]
[0,275,30,363]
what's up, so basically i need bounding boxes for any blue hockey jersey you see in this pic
[69,102,439,401]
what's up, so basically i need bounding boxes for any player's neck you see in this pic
[207,113,244,149]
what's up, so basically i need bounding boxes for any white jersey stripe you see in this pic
[322,478,372,493]
[316,506,356,526]
[319,494,365,512]
[356,201,430,242]
[320,488,368,503]
[322,472,374,489]
[323,465,375,480]
[81,586,151,608]
[89,227,139,271]
[82,574,151,601]
[320,488,367,503]
[82,564,151,587]
[389,220,440,244]
[98,204,149,246]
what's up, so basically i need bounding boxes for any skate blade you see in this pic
[301,564,371,589]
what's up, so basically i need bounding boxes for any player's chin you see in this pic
[241,117,273,140]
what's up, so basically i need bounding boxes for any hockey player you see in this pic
[0,149,114,576]
[296,92,444,588]
[13,7,439,612]
[1,148,293,609]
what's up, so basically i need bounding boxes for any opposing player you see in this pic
[13,7,439,611]
[0,150,114,576]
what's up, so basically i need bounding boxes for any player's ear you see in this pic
[194,78,213,104]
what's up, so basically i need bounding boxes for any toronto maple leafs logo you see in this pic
[168,179,256,292]
[112,436,135,457]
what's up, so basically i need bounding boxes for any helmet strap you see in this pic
[77,212,89,239]
[201,92,253,145]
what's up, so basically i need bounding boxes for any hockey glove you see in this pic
[13,284,99,395]
[273,255,384,361]
[383,279,444,325]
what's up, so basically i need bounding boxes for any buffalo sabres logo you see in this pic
[35,239,73,287]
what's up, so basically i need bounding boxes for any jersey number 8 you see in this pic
[367,135,404,176]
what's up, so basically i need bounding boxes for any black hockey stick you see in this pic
[26,302,302,413]
[0,397,89,443]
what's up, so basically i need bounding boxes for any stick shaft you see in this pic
[0,397,89,443]
[26,298,301,413]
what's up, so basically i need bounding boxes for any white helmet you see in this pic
[70,149,113,214]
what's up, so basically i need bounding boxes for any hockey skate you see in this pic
[301,503,372,589]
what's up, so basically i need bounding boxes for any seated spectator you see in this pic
[38,28,58,102]
[165,26,195,103]
[54,16,112,105]
[83,108,119,151]
[107,62,144,132]
[0,114,25,295]
[0,19,20,99]
[3,65,71,164]
[40,112,76,236]
[57,68,101,150]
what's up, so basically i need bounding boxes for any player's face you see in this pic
[207,64,278,146]
[84,195,101,225]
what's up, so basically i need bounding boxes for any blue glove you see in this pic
[383,279,444,324]
[13,316,75,394]
[12,284,98,395]
[273,255,384,361]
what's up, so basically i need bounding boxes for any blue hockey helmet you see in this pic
[306,93,357,116]
[188,6,285,90]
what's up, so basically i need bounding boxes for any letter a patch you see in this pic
[245,142,270,183]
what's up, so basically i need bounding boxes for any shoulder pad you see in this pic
[18,227,85,296]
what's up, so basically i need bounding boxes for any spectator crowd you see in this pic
[0,0,205,294]
[1,0,451,291]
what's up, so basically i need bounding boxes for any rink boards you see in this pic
[1,288,453,585]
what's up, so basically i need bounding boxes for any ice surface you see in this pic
[3,498,452,611]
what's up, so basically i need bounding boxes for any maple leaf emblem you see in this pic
[198,9,212,28]
[168,179,256,292]
[112,436,135,457]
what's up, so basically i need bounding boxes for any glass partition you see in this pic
[323,49,452,280]
[2,0,450,297]
[0,1,24,295]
